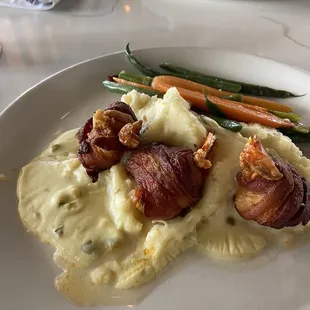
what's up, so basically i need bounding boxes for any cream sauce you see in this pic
[17,88,310,306]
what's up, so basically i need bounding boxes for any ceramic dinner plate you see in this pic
[1,47,310,310]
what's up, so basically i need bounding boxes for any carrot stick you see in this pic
[152,78,293,129]
[113,77,154,90]
[152,76,293,113]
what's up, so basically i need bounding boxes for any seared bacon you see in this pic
[234,136,310,229]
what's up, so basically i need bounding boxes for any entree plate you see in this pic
[1,47,310,310]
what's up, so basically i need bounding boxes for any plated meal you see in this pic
[17,45,310,306]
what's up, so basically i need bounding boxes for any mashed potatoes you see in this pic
[17,88,310,306]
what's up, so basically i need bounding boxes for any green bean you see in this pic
[232,83,300,98]
[125,43,160,77]
[176,74,241,93]
[120,60,240,92]
[280,130,310,143]
[103,80,163,97]
[160,62,301,98]
[160,63,241,93]
[122,52,239,91]
[207,114,242,132]
[270,110,302,122]
[160,62,205,77]
[222,94,243,102]
[287,133,310,143]
[149,71,241,92]
[205,97,226,117]
[125,45,239,92]
[280,123,310,142]
[292,123,310,134]
[118,71,153,86]
[124,46,299,96]
[198,100,242,132]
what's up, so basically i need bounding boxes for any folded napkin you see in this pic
[0,0,62,10]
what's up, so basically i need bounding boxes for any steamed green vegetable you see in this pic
[125,45,241,92]
[197,107,242,132]
[205,96,226,118]
[103,80,163,97]
[178,74,241,93]
[292,123,310,134]
[232,82,300,98]
[222,94,243,102]
[279,123,310,142]
[111,44,309,138]
[118,71,153,86]
[160,62,300,98]
[125,43,160,77]
[270,110,302,123]
[206,115,242,132]
[280,129,310,143]
[160,63,240,92]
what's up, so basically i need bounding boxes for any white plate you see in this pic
[1,47,310,310]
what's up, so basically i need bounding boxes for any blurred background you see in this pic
[1,0,310,111]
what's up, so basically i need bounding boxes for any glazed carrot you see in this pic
[151,79,293,128]
[243,95,292,113]
[113,77,154,90]
[152,78,267,113]
[152,76,293,113]
[207,95,293,128]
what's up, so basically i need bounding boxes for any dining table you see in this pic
[2,2,310,310]
[1,0,310,113]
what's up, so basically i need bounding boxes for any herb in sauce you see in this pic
[57,199,66,207]
[140,125,149,135]
[54,225,64,237]
[201,216,208,224]
[81,240,96,254]
[51,144,61,152]
[226,216,236,226]
[34,212,41,219]
[56,194,71,207]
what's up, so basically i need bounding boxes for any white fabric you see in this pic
[0,0,62,10]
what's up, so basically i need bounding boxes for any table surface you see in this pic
[1,0,310,113]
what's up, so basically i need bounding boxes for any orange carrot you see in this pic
[207,95,293,128]
[152,76,293,113]
[152,78,265,113]
[113,77,154,90]
[152,78,293,129]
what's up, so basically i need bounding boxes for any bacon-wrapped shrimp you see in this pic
[126,133,216,220]
[234,136,310,229]
[76,102,142,182]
